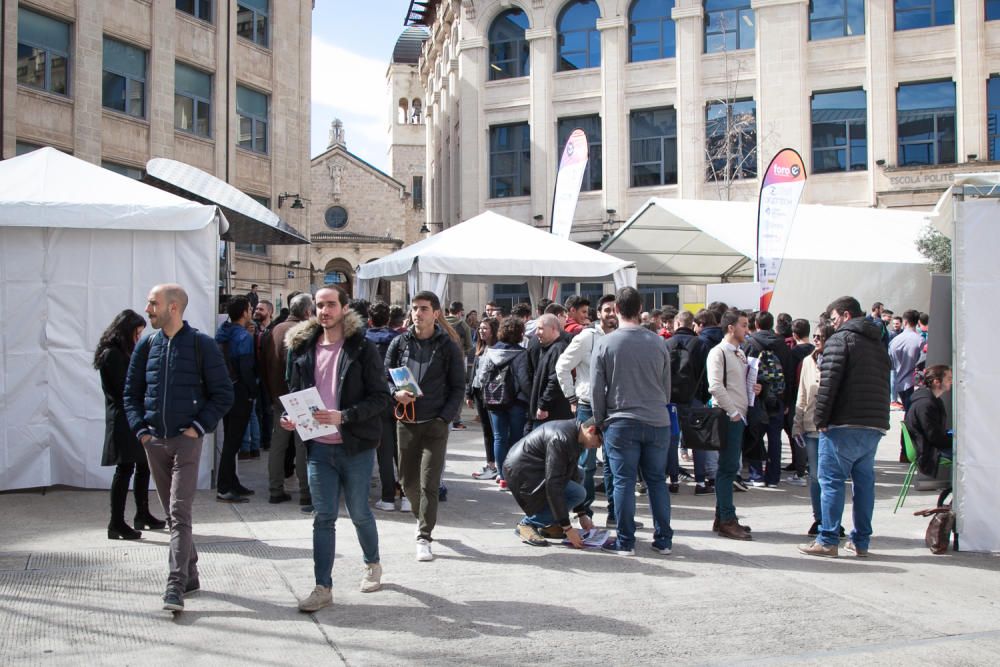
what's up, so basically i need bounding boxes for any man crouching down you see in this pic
[503,418,602,547]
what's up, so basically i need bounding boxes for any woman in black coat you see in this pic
[95,309,165,539]
[904,364,953,478]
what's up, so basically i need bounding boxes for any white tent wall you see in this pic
[952,195,1000,552]
[0,225,219,491]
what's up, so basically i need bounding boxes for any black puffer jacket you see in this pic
[904,387,952,476]
[815,317,890,431]
[664,327,709,405]
[502,419,585,528]
[285,311,391,454]
[385,324,466,422]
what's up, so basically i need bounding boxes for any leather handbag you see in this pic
[678,406,727,451]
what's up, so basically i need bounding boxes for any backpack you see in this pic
[482,356,517,411]
[217,339,239,383]
[748,340,785,415]
[668,338,704,405]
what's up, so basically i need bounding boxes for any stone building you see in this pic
[305,27,429,305]
[3,0,313,308]
[407,0,1000,309]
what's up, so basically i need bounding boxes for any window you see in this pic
[324,206,349,229]
[324,270,349,285]
[237,0,268,47]
[237,85,268,154]
[236,196,269,255]
[491,283,530,314]
[989,0,1000,21]
[706,99,757,180]
[811,89,867,173]
[102,38,146,118]
[897,81,956,166]
[895,0,953,31]
[488,9,530,80]
[989,77,1000,161]
[557,115,602,191]
[102,161,144,179]
[489,122,531,198]
[630,107,678,187]
[412,176,424,209]
[629,0,676,62]
[809,0,865,40]
[557,0,601,71]
[704,0,754,53]
[175,63,211,137]
[176,0,212,22]
[638,284,680,310]
[17,9,70,95]
[16,142,44,156]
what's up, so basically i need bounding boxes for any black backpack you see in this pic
[668,340,703,405]
[482,356,517,411]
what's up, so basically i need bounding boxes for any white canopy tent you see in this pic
[0,148,221,491]
[355,210,637,303]
[602,198,932,317]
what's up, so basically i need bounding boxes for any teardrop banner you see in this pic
[756,148,807,312]
[548,128,589,301]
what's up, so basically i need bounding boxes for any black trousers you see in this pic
[109,458,152,525]
[218,383,253,494]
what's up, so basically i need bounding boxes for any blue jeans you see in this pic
[804,435,821,523]
[576,403,597,516]
[306,444,380,588]
[604,419,673,550]
[817,428,882,550]
[240,400,260,453]
[522,480,587,528]
[667,404,680,483]
[488,402,528,480]
[748,400,784,485]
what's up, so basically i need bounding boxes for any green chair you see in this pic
[894,421,952,514]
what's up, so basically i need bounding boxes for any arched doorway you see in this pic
[322,258,355,297]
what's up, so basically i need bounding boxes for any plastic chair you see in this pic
[894,421,952,514]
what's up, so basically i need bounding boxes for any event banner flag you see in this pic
[756,148,806,311]
[551,129,589,240]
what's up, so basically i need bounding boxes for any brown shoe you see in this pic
[515,524,549,547]
[844,541,869,557]
[717,519,752,541]
[713,517,751,533]
[538,525,566,539]
[798,540,838,558]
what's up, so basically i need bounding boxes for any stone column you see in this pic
[672,2,705,198]
[525,26,554,223]
[149,0,176,159]
[597,16,627,215]
[955,0,986,161]
[752,0,809,171]
[458,36,485,221]
[867,0,894,199]
[73,0,104,162]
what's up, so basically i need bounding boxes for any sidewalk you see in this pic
[2,415,999,666]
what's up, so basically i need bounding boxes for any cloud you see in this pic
[311,37,389,168]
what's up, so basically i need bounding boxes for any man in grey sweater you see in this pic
[591,286,674,556]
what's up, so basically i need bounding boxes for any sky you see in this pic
[311,1,415,170]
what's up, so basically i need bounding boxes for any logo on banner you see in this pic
[757,148,807,312]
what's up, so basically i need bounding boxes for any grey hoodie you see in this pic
[477,343,530,405]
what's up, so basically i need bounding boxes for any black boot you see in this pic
[108,522,142,540]
[134,493,166,530]
[110,465,142,539]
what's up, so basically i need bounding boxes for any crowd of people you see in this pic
[93,282,949,614]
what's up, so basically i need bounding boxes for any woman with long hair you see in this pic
[95,309,165,539]
[904,364,953,479]
[481,316,530,491]
[466,317,499,479]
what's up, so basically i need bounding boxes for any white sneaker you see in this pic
[374,500,396,512]
[416,538,433,562]
[298,585,332,612]
[360,563,382,592]
[400,497,412,513]
[785,474,807,487]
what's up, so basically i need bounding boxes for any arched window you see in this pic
[704,0,754,53]
[488,8,530,80]
[629,0,675,62]
[397,98,408,124]
[410,98,423,124]
[557,0,601,71]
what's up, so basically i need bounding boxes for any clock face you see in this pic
[325,206,348,229]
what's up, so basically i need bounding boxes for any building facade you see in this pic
[3,0,313,308]
[411,0,1000,308]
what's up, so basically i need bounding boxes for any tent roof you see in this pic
[0,148,217,231]
[144,158,307,245]
[356,210,633,280]
[602,198,930,284]
[930,172,1000,239]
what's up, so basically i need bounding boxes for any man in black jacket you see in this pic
[504,419,600,547]
[385,291,466,563]
[799,296,889,559]
[281,285,391,611]
[665,311,711,492]
[743,311,796,487]
[125,283,234,613]
[528,314,573,427]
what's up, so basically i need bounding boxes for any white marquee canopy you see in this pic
[356,210,636,302]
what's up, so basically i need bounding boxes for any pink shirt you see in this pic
[313,339,344,444]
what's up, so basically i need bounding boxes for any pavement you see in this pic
[1,412,999,666]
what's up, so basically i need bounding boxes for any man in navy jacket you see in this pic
[125,283,233,613]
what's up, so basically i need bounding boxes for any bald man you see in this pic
[125,283,233,613]
[527,314,574,430]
